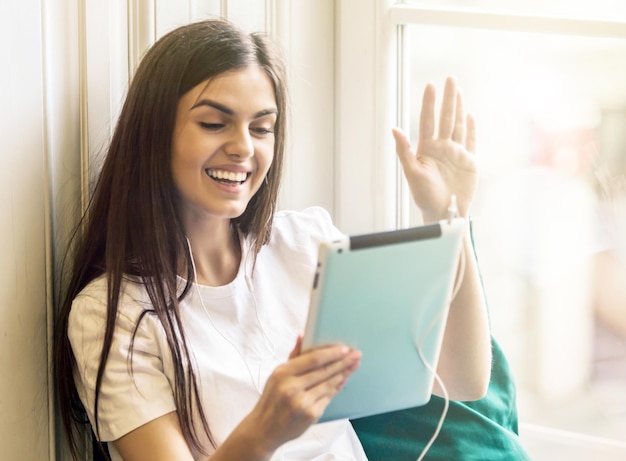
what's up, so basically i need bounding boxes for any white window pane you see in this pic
[401,0,626,22]
[406,23,626,440]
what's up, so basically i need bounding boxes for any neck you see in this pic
[184,220,241,287]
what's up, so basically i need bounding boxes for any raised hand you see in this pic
[393,76,478,223]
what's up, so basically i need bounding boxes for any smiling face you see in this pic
[171,65,278,227]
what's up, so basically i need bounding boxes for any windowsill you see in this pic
[519,422,626,460]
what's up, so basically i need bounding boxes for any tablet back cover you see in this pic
[303,218,465,422]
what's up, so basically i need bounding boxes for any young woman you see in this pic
[54,18,492,461]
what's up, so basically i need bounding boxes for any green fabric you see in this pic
[351,338,531,460]
[351,221,531,460]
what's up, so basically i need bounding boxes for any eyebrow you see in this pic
[190,99,278,118]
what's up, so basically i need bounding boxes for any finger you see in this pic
[305,351,361,409]
[289,371,349,423]
[451,88,466,144]
[310,349,361,389]
[291,344,351,375]
[392,127,414,172]
[466,113,477,154]
[310,365,355,407]
[299,348,361,390]
[289,335,303,359]
[419,82,436,141]
[438,76,457,139]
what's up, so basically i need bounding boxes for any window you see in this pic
[388,1,626,441]
[401,0,626,22]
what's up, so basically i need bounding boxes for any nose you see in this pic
[225,125,254,159]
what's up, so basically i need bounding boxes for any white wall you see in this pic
[277,0,336,214]
[0,1,52,459]
[45,0,83,456]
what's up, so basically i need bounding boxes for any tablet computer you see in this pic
[302,217,467,422]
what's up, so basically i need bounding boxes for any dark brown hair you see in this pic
[54,18,287,458]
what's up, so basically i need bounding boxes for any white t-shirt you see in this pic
[68,207,367,460]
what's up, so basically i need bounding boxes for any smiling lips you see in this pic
[205,168,250,185]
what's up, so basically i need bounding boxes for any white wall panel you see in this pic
[155,0,224,37]
[83,0,129,187]
[191,0,224,21]
[128,0,156,74]
[155,0,193,37]
[0,0,50,459]
[223,0,267,31]
[43,1,83,456]
[335,0,398,233]
[279,0,335,215]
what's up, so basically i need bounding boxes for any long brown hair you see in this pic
[53,19,287,458]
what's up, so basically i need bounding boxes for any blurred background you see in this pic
[403,0,626,443]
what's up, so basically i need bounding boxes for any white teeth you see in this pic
[207,169,247,182]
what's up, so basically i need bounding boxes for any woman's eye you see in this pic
[199,122,224,131]
[251,127,274,135]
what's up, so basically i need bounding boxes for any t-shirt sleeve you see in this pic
[272,206,345,251]
[305,206,345,242]
[68,279,177,442]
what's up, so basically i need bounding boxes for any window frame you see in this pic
[335,1,626,233]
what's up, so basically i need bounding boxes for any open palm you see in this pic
[394,76,478,223]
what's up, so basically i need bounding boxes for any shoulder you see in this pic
[270,206,344,248]
[67,275,178,442]
[68,275,154,340]
[69,276,109,329]
[250,207,344,271]
[71,274,149,311]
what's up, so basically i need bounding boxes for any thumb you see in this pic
[392,127,414,171]
[289,335,303,359]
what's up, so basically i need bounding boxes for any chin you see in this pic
[224,203,252,220]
